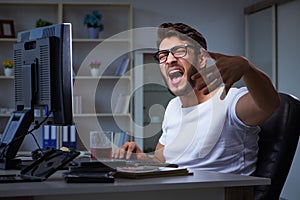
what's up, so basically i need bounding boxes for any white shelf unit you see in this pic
[134,50,174,152]
[0,2,133,151]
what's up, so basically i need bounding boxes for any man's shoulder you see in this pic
[227,87,248,99]
[165,97,181,112]
[168,97,181,106]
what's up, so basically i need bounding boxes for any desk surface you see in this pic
[0,169,270,199]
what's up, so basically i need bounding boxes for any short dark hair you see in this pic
[156,23,207,51]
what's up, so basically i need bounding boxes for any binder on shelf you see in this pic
[113,132,122,147]
[42,125,51,148]
[62,125,77,150]
[115,57,130,76]
[118,132,125,147]
[42,125,58,149]
[113,131,129,147]
[69,125,77,149]
[56,126,63,149]
[62,126,69,148]
[74,95,82,114]
[50,125,57,148]
[42,125,76,150]
[113,94,130,114]
[123,132,130,144]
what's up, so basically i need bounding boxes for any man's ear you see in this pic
[197,50,207,69]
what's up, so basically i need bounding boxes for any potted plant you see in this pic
[2,60,13,77]
[83,10,104,39]
[89,60,101,77]
[36,18,53,28]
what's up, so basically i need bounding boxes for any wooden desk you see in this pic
[0,169,270,200]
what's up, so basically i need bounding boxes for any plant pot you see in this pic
[4,68,13,77]
[90,68,100,77]
[88,27,100,39]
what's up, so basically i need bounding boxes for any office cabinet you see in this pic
[245,6,276,85]
[245,0,300,199]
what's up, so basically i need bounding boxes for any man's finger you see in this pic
[220,83,232,100]
[196,81,206,91]
[119,148,125,159]
[191,72,201,80]
[203,78,223,95]
[191,66,215,80]
[207,51,226,60]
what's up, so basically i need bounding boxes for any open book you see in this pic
[114,166,192,179]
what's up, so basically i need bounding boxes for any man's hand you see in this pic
[113,141,148,160]
[192,51,250,99]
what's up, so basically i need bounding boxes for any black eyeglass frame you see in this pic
[153,44,195,64]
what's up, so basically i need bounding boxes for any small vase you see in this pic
[4,68,13,77]
[88,27,100,39]
[90,68,100,77]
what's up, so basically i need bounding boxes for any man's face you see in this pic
[158,36,198,96]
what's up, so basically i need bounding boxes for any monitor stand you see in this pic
[0,109,33,169]
[0,158,22,170]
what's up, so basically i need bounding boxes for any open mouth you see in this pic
[169,69,184,79]
[168,67,185,85]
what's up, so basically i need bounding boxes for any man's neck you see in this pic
[179,87,220,108]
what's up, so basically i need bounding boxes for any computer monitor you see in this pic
[0,23,73,169]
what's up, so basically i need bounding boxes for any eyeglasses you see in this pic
[153,44,194,64]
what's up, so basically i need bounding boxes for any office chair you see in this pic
[253,93,300,200]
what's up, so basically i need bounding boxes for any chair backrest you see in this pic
[254,93,300,200]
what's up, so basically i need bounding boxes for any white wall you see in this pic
[121,0,253,55]
[277,1,300,199]
[0,0,258,55]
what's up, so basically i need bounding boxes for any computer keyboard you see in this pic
[77,158,178,169]
[104,159,177,167]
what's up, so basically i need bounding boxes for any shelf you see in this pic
[0,38,17,42]
[0,1,133,151]
[0,114,11,117]
[74,113,131,117]
[0,39,130,43]
[62,2,132,6]
[0,76,14,80]
[72,38,130,43]
[74,76,131,80]
[0,38,130,43]
[0,75,131,80]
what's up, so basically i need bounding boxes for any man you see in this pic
[113,23,280,175]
